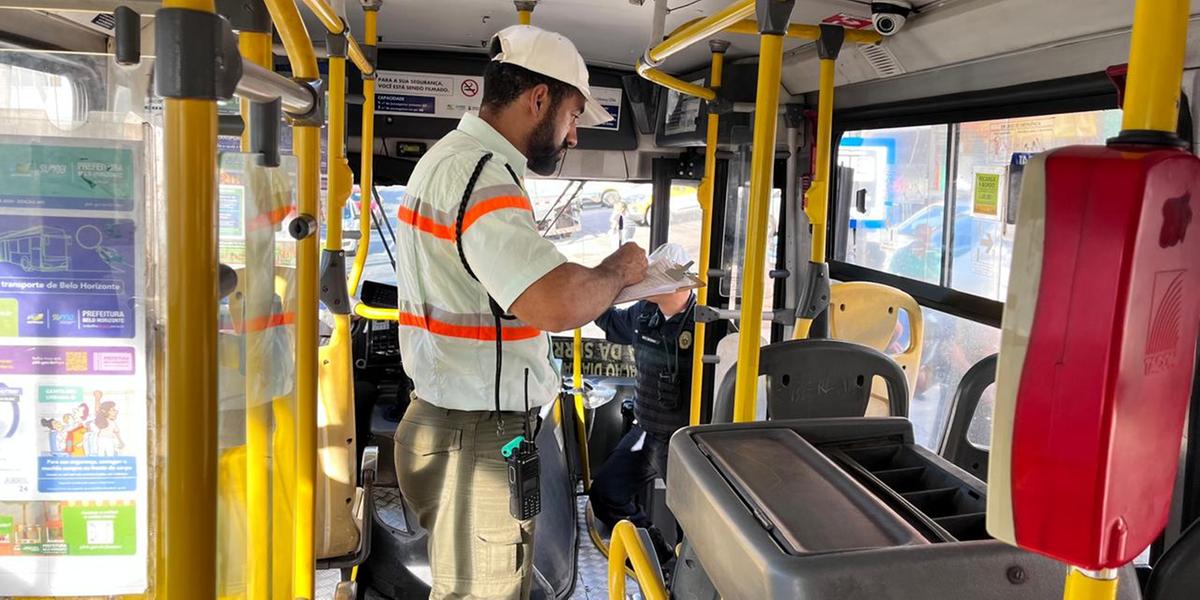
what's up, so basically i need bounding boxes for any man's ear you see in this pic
[527,83,550,117]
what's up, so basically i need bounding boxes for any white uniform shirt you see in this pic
[394,113,567,411]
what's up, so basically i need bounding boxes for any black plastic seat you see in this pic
[712,339,909,423]
[938,353,997,482]
[1145,520,1200,600]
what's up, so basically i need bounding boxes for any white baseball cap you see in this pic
[489,25,614,128]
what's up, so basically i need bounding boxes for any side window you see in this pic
[838,125,949,285]
[951,111,1122,300]
[0,62,79,128]
[911,308,1001,449]
[836,109,1121,450]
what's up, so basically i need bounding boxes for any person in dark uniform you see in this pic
[588,243,696,566]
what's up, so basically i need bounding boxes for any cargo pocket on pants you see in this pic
[476,524,523,579]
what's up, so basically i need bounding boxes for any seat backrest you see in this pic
[713,339,909,422]
[828,282,924,415]
[938,353,997,482]
[1146,520,1200,600]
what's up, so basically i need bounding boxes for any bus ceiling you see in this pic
[6,1,1200,110]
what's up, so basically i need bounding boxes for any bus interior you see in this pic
[0,0,1196,599]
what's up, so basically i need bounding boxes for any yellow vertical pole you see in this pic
[731,31,785,423]
[1121,0,1189,133]
[158,0,219,596]
[1062,568,1118,600]
[326,54,349,248]
[689,41,727,426]
[516,1,533,25]
[793,56,836,340]
[291,120,320,600]
[261,0,319,597]
[573,328,591,489]
[237,27,276,600]
[807,59,835,264]
[348,7,378,294]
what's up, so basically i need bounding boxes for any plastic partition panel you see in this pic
[988,145,1200,569]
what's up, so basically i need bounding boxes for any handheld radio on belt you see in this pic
[455,152,541,520]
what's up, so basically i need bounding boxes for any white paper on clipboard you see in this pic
[613,257,704,305]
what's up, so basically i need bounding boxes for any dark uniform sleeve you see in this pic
[594,302,642,345]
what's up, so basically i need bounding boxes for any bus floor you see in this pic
[313,490,642,599]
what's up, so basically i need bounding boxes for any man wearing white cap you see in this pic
[392,24,646,599]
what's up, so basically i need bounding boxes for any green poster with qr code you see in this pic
[61,503,136,555]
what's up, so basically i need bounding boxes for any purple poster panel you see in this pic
[0,216,136,339]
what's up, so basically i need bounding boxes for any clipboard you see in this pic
[613,258,704,304]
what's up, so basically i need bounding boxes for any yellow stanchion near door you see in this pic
[349,5,380,299]
[261,0,320,597]
[573,328,591,489]
[793,26,842,340]
[731,20,788,423]
[156,0,221,596]
[688,40,727,426]
[236,22,276,600]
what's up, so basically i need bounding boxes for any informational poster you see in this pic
[0,135,149,596]
[588,86,622,131]
[973,171,1001,217]
[375,70,484,120]
[374,69,623,131]
[662,79,705,137]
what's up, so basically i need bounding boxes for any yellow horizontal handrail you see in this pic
[347,35,374,76]
[355,303,398,321]
[648,0,753,64]
[608,520,668,600]
[299,0,376,75]
[636,59,716,101]
[724,20,883,45]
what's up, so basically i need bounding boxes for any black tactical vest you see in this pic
[631,296,696,436]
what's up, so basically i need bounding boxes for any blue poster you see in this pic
[0,216,137,339]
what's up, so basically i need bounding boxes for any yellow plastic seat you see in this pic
[827,282,924,416]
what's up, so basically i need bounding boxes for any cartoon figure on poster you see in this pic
[38,393,124,457]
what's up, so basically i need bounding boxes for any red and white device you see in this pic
[987,143,1200,570]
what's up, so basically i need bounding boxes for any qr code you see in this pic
[87,519,115,545]
[65,351,88,373]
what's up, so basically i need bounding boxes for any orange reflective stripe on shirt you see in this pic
[397,195,532,240]
[397,311,542,341]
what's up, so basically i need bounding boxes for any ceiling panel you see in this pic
[315,0,1200,94]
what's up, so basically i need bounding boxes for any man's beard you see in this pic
[527,109,568,176]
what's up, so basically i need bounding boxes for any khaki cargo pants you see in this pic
[394,396,537,599]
